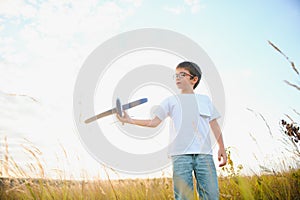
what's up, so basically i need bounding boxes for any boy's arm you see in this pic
[116,111,162,128]
[210,119,227,167]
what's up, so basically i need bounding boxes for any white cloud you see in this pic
[190,4,201,14]
[184,0,198,6]
[163,0,204,15]
[120,0,143,7]
[163,5,185,15]
[0,0,141,67]
[0,37,16,57]
[32,1,123,40]
[0,0,140,78]
[184,0,204,14]
[0,0,37,18]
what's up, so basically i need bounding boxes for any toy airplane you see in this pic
[85,98,148,124]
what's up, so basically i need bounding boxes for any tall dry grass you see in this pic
[0,135,299,200]
[0,135,175,200]
[269,40,300,161]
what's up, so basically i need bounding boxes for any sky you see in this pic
[0,0,300,179]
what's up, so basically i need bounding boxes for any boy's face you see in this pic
[175,68,198,91]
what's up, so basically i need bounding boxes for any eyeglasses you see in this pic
[173,72,195,79]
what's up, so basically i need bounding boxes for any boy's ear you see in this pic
[193,76,199,83]
[190,76,198,87]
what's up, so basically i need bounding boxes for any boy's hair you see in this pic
[176,61,202,89]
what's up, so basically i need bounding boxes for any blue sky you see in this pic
[0,0,299,179]
[119,0,300,112]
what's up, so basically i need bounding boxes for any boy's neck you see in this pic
[181,88,194,94]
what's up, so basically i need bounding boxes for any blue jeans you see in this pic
[171,154,219,200]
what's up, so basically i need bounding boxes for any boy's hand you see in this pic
[218,148,227,167]
[116,111,131,125]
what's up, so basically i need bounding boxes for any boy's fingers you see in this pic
[218,151,222,161]
[220,160,226,167]
[116,113,124,123]
[219,154,227,167]
[219,159,224,167]
[117,114,123,121]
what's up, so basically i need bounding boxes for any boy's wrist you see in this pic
[218,143,225,150]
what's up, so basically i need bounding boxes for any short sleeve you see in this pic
[208,100,221,121]
[153,98,169,120]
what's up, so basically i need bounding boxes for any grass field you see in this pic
[1,132,300,200]
[0,168,299,200]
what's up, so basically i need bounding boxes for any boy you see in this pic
[117,61,227,200]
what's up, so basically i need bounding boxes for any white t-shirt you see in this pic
[154,94,220,156]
